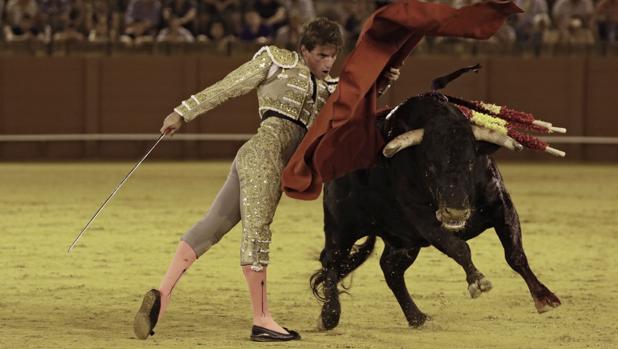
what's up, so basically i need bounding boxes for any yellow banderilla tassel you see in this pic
[470,110,508,134]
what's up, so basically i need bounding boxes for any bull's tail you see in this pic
[310,235,377,302]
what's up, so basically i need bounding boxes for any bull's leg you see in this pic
[415,224,492,298]
[379,244,428,327]
[318,246,351,330]
[493,194,561,313]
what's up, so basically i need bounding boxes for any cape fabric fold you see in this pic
[282,0,523,200]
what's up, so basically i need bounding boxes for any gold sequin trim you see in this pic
[174,51,272,121]
[237,117,305,269]
[258,96,302,118]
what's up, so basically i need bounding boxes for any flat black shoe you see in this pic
[250,325,301,342]
[133,289,161,340]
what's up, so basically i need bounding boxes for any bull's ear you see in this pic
[476,141,501,155]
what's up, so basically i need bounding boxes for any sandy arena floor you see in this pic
[1,162,616,348]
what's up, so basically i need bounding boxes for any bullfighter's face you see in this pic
[301,44,337,80]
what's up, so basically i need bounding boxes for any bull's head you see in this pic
[381,95,522,231]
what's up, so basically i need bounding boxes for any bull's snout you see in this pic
[435,207,471,231]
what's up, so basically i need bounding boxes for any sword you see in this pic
[67,132,167,254]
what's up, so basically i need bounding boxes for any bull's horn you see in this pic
[383,129,424,158]
[472,126,523,151]
[549,126,567,134]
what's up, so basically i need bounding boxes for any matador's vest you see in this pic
[173,46,338,129]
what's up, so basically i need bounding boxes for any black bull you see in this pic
[311,94,561,330]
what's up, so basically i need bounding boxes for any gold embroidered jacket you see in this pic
[173,46,339,128]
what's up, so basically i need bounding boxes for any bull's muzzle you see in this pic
[436,207,471,231]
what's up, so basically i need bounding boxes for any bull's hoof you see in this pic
[317,315,326,331]
[468,277,493,298]
[318,300,341,330]
[534,292,561,313]
[408,312,430,328]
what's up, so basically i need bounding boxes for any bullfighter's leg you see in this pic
[379,244,428,327]
[493,191,561,313]
[134,159,241,340]
[235,125,298,334]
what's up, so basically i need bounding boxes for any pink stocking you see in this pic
[158,240,197,320]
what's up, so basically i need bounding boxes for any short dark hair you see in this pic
[299,17,344,52]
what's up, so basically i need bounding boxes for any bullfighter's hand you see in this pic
[378,67,400,95]
[385,67,400,82]
[161,111,183,135]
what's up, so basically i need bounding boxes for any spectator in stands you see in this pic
[314,4,341,23]
[531,13,560,46]
[157,9,194,42]
[274,12,300,49]
[239,9,272,44]
[340,1,368,49]
[513,0,549,43]
[559,15,595,45]
[201,0,239,33]
[595,0,618,43]
[275,0,314,50]
[162,0,196,34]
[281,0,314,24]
[252,0,287,34]
[110,0,127,37]
[3,12,43,41]
[196,15,235,50]
[552,0,594,35]
[86,0,117,42]
[488,18,517,44]
[38,0,70,38]
[120,0,161,45]
[1,0,5,34]
[453,0,481,9]
[157,20,194,42]
[53,0,87,42]
[3,0,44,42]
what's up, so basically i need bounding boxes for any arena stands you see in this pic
[0,0,616,56]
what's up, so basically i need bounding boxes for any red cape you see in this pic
[282,0,523,200]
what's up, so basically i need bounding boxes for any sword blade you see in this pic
[67,133,167,253]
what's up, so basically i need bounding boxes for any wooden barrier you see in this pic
[0,55,616,161]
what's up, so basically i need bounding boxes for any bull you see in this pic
[310,93,562,330]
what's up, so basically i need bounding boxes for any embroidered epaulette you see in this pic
[253,45,299,68]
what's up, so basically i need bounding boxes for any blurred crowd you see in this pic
[0,0,616,54]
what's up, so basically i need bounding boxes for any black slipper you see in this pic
[133,289,161,340]
[250,325,302,342]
